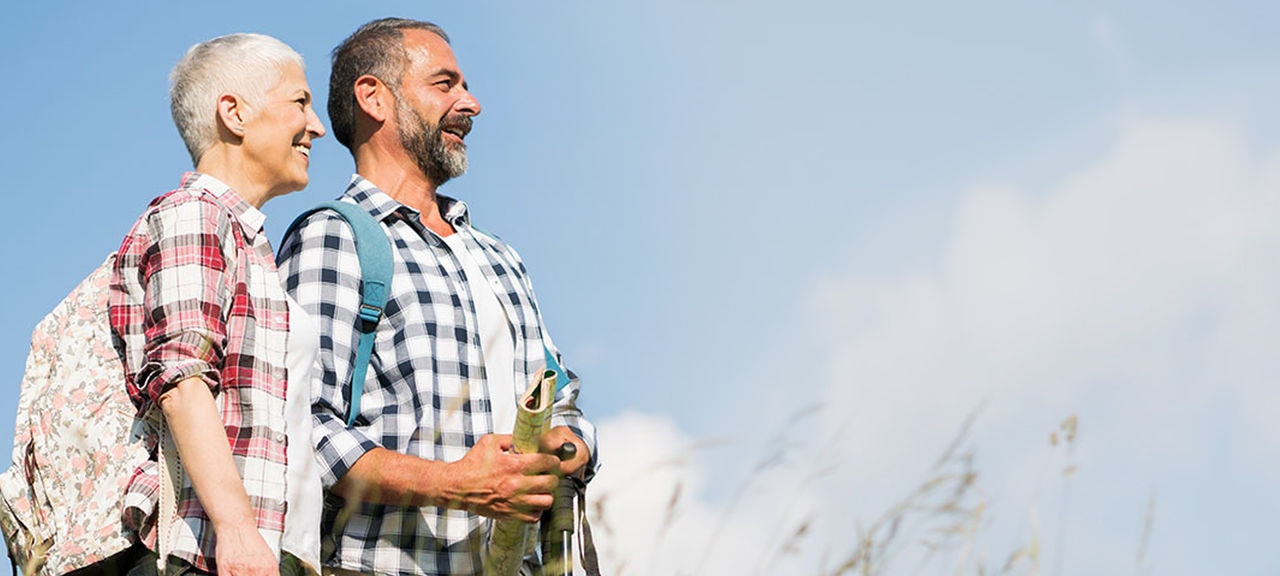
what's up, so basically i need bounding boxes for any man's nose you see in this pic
[456,89,481,117]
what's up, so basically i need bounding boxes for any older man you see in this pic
[278,18,598,576]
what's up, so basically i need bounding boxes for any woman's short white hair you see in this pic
[170,33,304,165]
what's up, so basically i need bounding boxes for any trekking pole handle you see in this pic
[543,442,577,576]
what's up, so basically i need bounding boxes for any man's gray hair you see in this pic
[170,33,304,165]
[328,18,450,151]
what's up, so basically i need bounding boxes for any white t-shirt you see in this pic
[441,231,518,434]
[282,294,323,572]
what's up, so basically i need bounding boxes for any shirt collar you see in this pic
[343,174,472,228]
[179,171,267,240]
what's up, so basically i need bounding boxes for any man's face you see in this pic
[392,29,481,186]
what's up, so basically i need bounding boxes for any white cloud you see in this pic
[591,116,1280,575]
[587,411,822,575]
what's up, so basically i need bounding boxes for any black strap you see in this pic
[572,478,601,576]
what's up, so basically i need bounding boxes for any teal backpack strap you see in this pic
[545,346,568,394]
[283,201,393,427]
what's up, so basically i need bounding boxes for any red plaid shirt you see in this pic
[109,173,289,572]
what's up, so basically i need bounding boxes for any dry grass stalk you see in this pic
[826,410,986,576]
[1050,415,1078,576]
[691,403,826,575]
[592,408,1127,576]
[750,410,848,576]
[1135,493,1156,576]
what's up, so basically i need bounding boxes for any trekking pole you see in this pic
[542,442,577,576]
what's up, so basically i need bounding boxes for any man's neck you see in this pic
[355,154,455,237]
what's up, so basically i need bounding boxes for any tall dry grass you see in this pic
[588,410,1152,575]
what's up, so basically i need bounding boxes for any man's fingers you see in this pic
[538,427,589,476]
[504,458,559,495]
[488,486,555,522]
[520,492,555,512]
[537,427,578,453]
[481,433,516,452]
[508,451,560,476]
[561,449,589,477]
[527,471,559,494]
[460,435,569,522]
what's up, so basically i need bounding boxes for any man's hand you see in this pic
[213,521,279,576]
[539,426,590,478]
[445,434,560,523]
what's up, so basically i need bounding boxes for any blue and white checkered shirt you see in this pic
[278,175,598,576]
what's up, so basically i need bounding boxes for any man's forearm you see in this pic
[330,436,561,523]
[331,445,529,509]
[330,447,447,507]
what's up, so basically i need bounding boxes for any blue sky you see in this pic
[3,1,1280,574]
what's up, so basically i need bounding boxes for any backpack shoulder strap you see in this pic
[282,201,392,427]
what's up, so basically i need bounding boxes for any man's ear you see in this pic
[354,75,391,123]
[216,93,248,138]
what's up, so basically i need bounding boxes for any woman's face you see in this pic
[240,61,325,201]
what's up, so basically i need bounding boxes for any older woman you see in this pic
[109,33,325,576]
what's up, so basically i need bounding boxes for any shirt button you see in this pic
[274,431,287,443]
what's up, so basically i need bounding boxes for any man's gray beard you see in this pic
[398,101,468,186]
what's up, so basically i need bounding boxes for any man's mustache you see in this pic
[439,115,473,138]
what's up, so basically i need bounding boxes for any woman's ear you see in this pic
[216,93,248,138]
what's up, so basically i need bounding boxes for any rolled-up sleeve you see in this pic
[542,335,600,482]
[279,210,382,487]
[113,198,234,409]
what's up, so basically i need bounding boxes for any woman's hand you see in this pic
[213,522,279,576]
[160,377,279,575]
